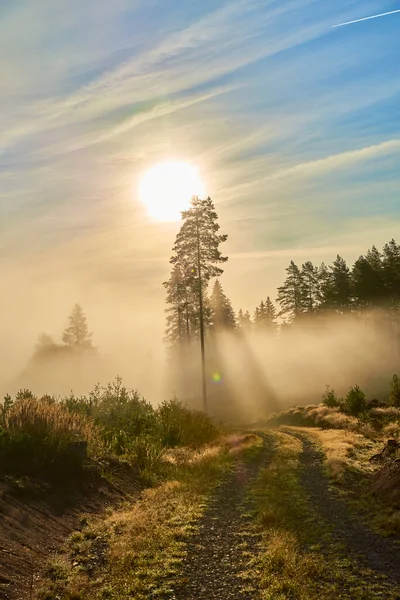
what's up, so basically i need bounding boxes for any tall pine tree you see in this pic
[167,196,228,411]
[352,246,384,309]
[300,261,321,313]
[277,261,305,321]
[321,255,352,313]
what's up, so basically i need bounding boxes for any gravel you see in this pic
[170,434,273,600]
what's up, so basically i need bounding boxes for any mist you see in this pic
[1,263,398,419]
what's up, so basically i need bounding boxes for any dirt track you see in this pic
[171,433,274,600]
[285,429,400,583]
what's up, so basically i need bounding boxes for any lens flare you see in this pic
[212,372,222,383]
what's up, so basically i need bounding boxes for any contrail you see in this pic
[332,8,400,28]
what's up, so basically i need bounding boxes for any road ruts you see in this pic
[169,433,273,600]
[284,428,400,584]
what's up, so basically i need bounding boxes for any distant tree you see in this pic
[163,264,190,347]
[382,239,400,310]
[210,279,236,332]
[321,385,340,408]
[34,333,55,351]
[254,297,278,332]
[277,261,305,321]
[300,261,321,313]
[389,374,400,408]
[237,309,252,331]
[168,196,228,411]
[62,304,93,349]
[321,255,352,313]
[352,246,384,309]
[343,385,366,416]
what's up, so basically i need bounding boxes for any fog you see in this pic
[2,294,397,423]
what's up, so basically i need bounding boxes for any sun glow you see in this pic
[139,160,206,221]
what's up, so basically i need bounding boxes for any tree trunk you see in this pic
[196,215,208,413]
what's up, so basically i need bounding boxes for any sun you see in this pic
[138,160,205,221]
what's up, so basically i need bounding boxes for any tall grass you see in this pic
[0,378,221,481]
[0,397,97,475]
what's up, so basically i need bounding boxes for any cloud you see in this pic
[266,139,400,181]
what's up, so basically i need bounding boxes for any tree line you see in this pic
[164,204,400,336]
[163,196,400,408]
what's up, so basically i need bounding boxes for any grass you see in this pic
[0,378,221,482]
[246,430,400,600]
[289,426,380,482]
[36,434,258,600]
[0,397,99,476]
[286,426,400,537]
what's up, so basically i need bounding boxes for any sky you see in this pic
[1,0,400,382]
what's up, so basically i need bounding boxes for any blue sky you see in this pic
[1,0,400,360]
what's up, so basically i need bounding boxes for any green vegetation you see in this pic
[389,374,400,407]
[0,377,220,481]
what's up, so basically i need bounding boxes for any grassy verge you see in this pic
[247,430,400,600]
[36,434,258,600]
[288,426,400,537]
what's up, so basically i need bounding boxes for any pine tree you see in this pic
[300,261,321,313]
[277,261,304,321]
[352,246,384,309]
[382,239,400,310]
[254,297,277,332]
[62,304,93,349]
[210,279,236,332]
[238,309,252,331]
[265,296,278,330]
[321,255,352,313]
[163,264,188,346]
[168,196,228,411]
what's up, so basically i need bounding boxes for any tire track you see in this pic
[284,428,400,583]
[170,433,273,600]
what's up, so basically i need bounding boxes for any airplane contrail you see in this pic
[332,8,400,28]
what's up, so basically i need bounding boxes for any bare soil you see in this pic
[0,465,141,600]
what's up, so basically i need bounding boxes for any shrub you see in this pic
[0,397,98,476]
[321,385,341,408]
[157,399,219,448]
[389,375,400,408]
[62,378,159,454]
[343,385,367,416]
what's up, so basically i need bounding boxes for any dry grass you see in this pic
[37,434,259,600]
[249,430,400,600]
[0,398,99,475]
[293,427,380,481]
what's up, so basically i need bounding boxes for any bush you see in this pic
[157,399,219,448]
[321,386,341,408]
[62,378,159,455]
[1,379,221,482]
[389,375,400,408]
[0,397,98,476]
[343,385,367,416]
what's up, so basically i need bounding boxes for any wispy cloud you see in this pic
[1,0,400,333]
